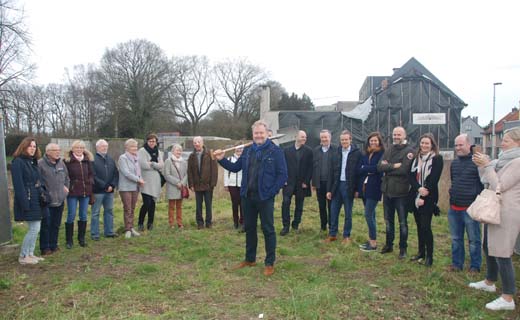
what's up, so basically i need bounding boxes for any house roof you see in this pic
[388,57,466,106]
[484,108,520,134]
[462,116,482,128]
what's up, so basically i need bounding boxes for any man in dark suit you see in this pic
[280,130,313,236]
[312,129,337,232]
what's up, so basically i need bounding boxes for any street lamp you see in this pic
[491,82,502,159]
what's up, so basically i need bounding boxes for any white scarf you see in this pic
[73,153,84,162]
[411,152,434,208]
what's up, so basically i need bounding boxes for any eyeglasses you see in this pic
[49,149,61,152]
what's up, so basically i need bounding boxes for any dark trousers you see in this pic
[413,209,433,258]
[316,181,331,230]
[138,193,156,226]
[40,204,64,252]
[383,195,408,249]
[281,192,305,229]
[195,190,213,227]
[484,225,516,295]
[242,195,276,266]
[228,186,243,226]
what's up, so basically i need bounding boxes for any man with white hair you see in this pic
[91,139,119,239]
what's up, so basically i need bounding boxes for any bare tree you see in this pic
[99,39,173,137]
[0,0,35,90]
[215,58,267,120]
[46,83,71,136]
[169,55,217,135]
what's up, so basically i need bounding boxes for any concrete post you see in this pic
[0,113,13,245]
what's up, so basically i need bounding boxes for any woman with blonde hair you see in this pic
[64,140,94,249]
[11,137,45,264]
[470,127,520,311]
[163,144,188,229]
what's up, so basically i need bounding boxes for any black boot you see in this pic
[410,252,425,262]
[65,222,74,249]
[78,220,87,247]
[280,226,289,236]
[147,223,153,231]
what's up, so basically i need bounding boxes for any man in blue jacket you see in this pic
[447,134,483,272]
[214,120,287,276]
[91,139,119,240]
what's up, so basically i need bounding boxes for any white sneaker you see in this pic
[130,228,141,237]
[29,255,45,262]
[469,280,497,292]
[125,231,132,239]
[485,297,515,311]
[18,256,38,265]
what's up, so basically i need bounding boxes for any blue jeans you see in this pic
[40,204,64,252]
[20,220,41,257]
[91,193,115,238]
[364,198,379,240]
[383,195,408,249]
[66,196,90,223]
[242,195,276,266]
[329,181,354,238]
[448,208,482,270]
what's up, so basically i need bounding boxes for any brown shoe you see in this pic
[446,265,462,272]
[323,236,337,243]
[41,249,53,256]
[341,237,352,245]
[233,261,257,270]
[263,265,274,276]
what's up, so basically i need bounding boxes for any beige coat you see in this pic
[138,148,164,199]
[480,158,520,257]
[163,157,188,200]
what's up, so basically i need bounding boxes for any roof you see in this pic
[484,108,520,134]
[462,116,482,128]
[388,57,466,106]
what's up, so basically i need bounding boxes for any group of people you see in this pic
[10,120,520,311]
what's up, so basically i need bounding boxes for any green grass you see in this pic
[1,195,519,319]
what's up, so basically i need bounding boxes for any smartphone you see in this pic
[473,145,482,154]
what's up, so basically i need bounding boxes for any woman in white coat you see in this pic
[163,144,188,229]
[470,127,520,311]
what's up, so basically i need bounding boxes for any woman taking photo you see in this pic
[470,127,520,311]
[11,137,45,264]
[119,139,145,238]
[408,133,443,267]
[137,133,164,231]
[358,132,384,252]
[64,140,94,249]
[163,144,188,229]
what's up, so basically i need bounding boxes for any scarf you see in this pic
[495,147,520,172]
[171,153,182,169]
[73,152,84,162]
[125,151,141,178]
[144,143,159,162]
[367,146,382,160]
[251,139,271,160]
[410,152,434,208]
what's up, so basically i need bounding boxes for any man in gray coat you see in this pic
[38,143,70,255]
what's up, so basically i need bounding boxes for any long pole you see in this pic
[0,112,13,245]
[491,82,502,159]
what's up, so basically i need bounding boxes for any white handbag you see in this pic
[467,185,501,225]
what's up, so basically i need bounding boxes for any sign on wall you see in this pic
[413,113,446,125]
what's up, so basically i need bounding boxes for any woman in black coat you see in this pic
[11,137,45,265]
[408,133,444,266]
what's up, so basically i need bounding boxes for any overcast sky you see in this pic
[23,0,520,126]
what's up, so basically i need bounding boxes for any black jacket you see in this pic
[377,143,415,198]
[311,144,338,188]
[93,152,119,193]
[408,154,444,214]
[282,144,313,197]
[329,144,362,198]
[449,153,483,207]
[11,156,44,221]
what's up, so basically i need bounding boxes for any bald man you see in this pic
[280,130,313,235]
[377,126,414,259]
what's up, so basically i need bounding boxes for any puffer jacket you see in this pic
[64,151,94,197]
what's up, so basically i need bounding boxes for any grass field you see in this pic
[1,195,519,319]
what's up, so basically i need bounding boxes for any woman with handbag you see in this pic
[64,140,94,249]
[357,132,384,252]
[11,137,45,264]
[137,133,164,232]
[408,133,443,267]
[163,144,188,229]
[470,127,520,311]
